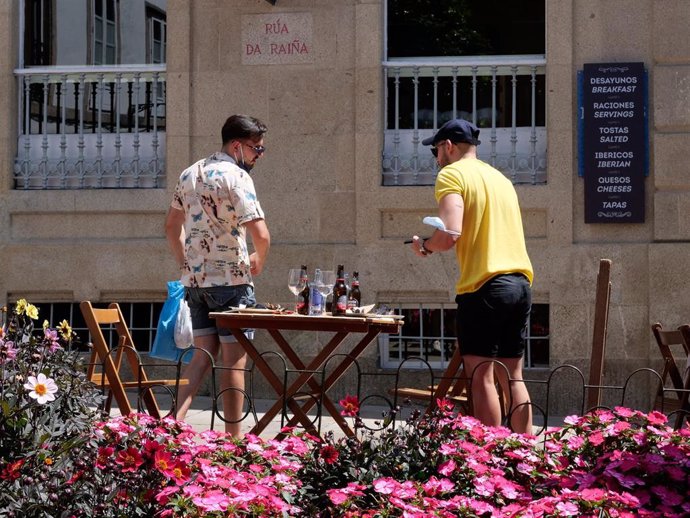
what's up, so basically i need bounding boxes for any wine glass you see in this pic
[287,268,304,311]
[316,270,336,313]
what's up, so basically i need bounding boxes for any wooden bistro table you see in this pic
[210,310,403,438]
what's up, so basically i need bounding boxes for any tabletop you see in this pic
[209,310,402,333]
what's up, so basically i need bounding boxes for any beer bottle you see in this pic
[347,271,361,310]
[296,265,310,315]
[331,264,348,315]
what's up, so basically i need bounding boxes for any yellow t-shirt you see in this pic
[434,157,533,295]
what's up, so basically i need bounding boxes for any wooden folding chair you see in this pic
[651,322,690,427]
[390,342,510,417]
[586,258,612,410]
[81,301,188,419]
[392,347,471,411]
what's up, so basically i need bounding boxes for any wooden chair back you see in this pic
[651,322,690,422]
[81,301,186,419]
[586,258,612,410]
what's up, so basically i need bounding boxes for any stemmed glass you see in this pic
[288,268,305,311]
[315,270,336,314]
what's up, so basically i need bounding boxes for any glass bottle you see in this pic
[309,268,324,315]
[347,271,361,310]
[331,264,348,316]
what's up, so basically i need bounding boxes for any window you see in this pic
[23,0,52,66]
[379,302,550,369]
[25,302,163,353]
[383,1,547,186]
[16,0,167,189]
[147,6,167,65]
[93,0,119,65]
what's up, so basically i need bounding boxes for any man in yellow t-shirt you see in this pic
[408,118,534,434]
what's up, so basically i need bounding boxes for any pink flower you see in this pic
[339,395,360,417]
[588,430,605,446]
[422,476,454,496]
[95,446,114,469]
[115,447,144,472]
[153,450,176,475]
[43,328,61,351]
[155,485,179,505]
[192,490,230,512]
[0,340,17,363]
[555,500,580,515]
[327,488,351,505]
[579,488,607,501]
[646,411,668,426]
[437,459,456,477]
[373,477,398,495]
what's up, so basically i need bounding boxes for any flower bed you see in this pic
[1,300,689,517]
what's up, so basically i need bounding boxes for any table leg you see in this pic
[228,328,318,434]
[269,329,356,437]
[283,329,381,435]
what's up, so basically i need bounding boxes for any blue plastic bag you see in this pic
[150,281,189,363]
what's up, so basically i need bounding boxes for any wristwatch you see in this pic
[420,239,432,255]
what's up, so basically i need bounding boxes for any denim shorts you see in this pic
[185,285,256,344]
[455,273,532,358]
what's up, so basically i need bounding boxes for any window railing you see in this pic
[13,65,166,189]
[28,301,164,353]
[382,55,546,186]
[379,302,549,370]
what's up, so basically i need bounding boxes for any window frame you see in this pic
[92,0,120,65]
[146,5,167,65]
[19,301,164,353]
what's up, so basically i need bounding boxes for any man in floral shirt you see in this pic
[165,114,271,436]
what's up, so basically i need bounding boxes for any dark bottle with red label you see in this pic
[296,265,310,315]
[347,271,361,310]
[331,264,348,315]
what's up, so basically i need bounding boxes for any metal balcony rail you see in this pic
[14,65,166,189]
[382,55,547,186]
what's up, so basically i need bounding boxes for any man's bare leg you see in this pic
[463,355,503,427]
[175,334,218,421]
[219,342,248,437]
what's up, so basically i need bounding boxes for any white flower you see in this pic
[23,373,59,404]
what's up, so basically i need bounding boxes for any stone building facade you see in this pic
[1,0,689,415]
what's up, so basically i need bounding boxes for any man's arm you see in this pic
[165,207,186,268]
[244,218,271,276]
[410,193,463,257]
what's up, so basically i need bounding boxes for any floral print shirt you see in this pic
[171,152,264,288]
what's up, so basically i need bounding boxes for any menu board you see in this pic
[582,62,647,223]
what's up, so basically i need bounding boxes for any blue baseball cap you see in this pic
[422,118,481,146]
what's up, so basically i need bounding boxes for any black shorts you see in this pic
[455,273,532,358]
[186,285,256,344]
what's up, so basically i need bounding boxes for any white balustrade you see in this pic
[382,55,547,186]
[14,65,166,189]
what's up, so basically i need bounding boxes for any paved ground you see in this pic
[178,396,405,438]
[138,395,560,439]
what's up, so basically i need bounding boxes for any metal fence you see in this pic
[90,349,689,435]
[14,65,166,189]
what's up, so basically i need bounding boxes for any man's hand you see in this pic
[410,235,429,257]
[245,219,270,277]
[249,252,264,276]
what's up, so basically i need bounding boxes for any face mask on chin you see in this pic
[235,145,254,173]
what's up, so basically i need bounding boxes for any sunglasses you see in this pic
[430,140,447,158]
[243,143,266,155]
